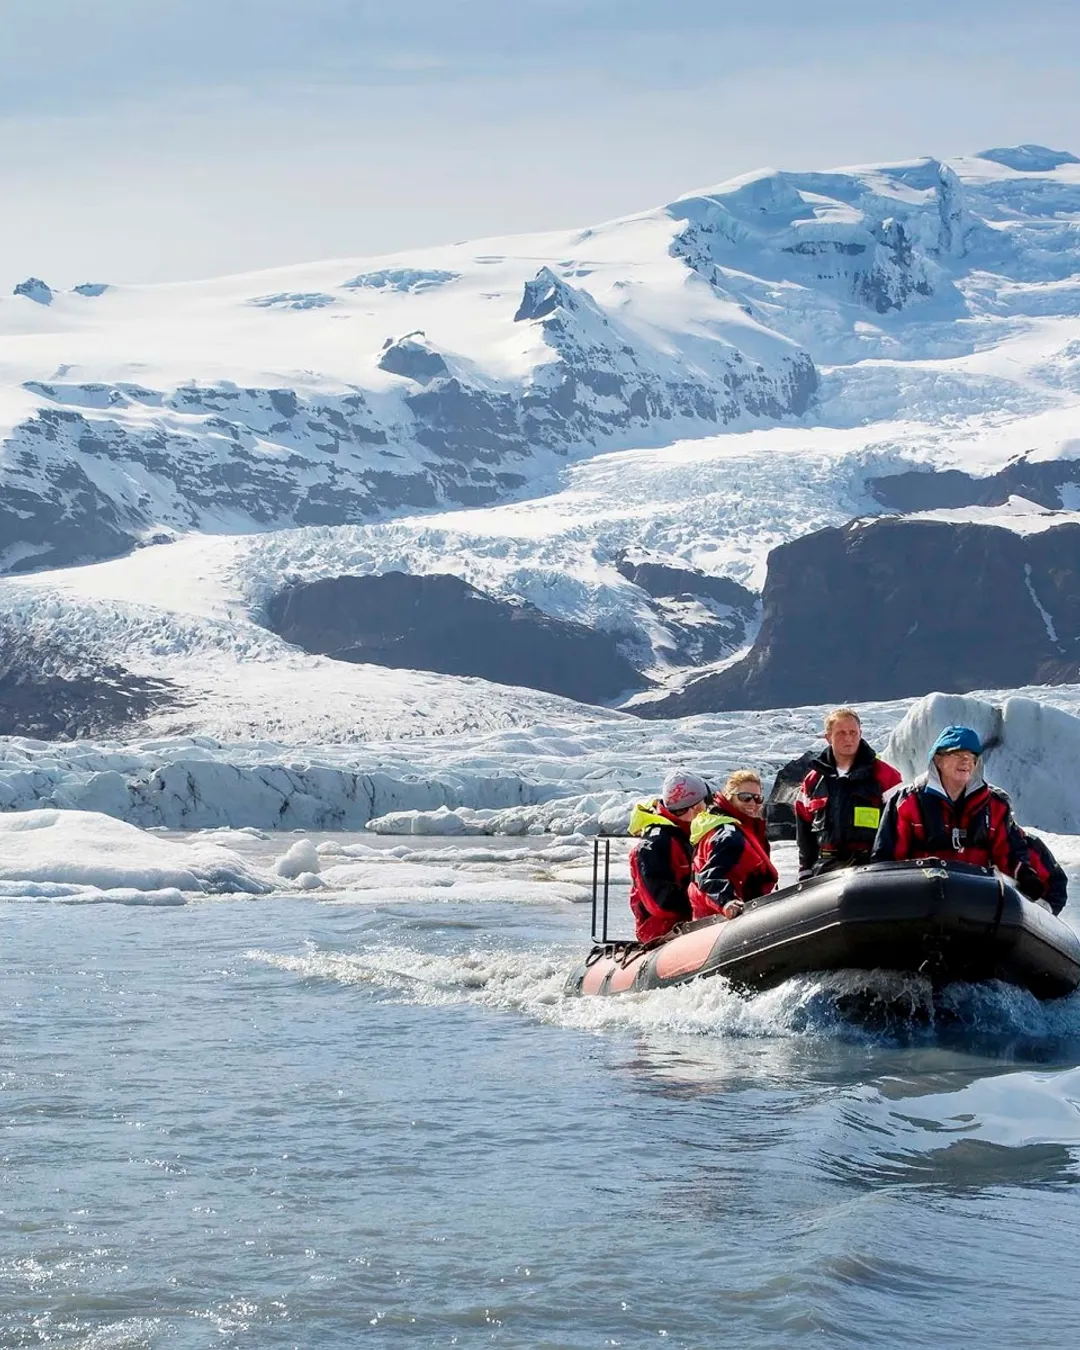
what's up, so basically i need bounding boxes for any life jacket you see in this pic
[879,769,1021,873]
[910,786,992,863]
[629,801,675,839]
[627,800,695,942]
[796,741,901,872]
[687,797,777,918]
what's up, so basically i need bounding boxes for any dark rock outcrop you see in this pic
[615,552,760,667]
[14,277,52,305]
[264,572,648,705]
[615,554,757,612]
[637,518,1080,714]
[0,624,179,739]
[765,749,820,840]
[378,333,450,384]
[869,455,1080,512]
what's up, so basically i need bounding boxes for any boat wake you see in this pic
[246,940,1080,1053]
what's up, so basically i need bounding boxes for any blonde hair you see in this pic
[723,769,763,798]
[824,706,861,734]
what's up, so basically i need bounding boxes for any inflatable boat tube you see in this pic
[565,860,1080,1001]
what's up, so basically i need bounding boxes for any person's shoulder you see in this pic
[874,756,903,788]
[889,774,926,805]
[704,816,744,844]
[641,817,679,838]
[630,801,677,838]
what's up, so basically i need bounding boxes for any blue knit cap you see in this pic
[928,725,982,759]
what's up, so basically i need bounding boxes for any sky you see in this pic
[1,0,1078,290]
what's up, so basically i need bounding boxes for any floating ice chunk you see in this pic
[884,692,1080,832]
[0,809,278,898]
[0,879,187,905]
[274,838,322,878]
[319,860,459,891]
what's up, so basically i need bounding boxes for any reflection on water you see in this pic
[869,1138,1080,1189]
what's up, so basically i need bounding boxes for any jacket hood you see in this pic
[919,763,986,802]
[689,805,739,846]
[629,800,685,837]
[690,794,770,849]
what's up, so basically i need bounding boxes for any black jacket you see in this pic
[795,740,902,879]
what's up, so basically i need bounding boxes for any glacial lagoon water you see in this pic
[4,834,1080,1349]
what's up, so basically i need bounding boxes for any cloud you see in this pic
[1,0,1077,288]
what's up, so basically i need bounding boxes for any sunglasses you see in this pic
[735,792,765,804]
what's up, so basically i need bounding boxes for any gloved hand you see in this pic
[721,899,746,920]
[1015,863,1042,901]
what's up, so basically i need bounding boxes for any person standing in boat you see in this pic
[795,707,902,880]
[627,769,710,942]
[870,726,1058,905]
[688,770,778,920]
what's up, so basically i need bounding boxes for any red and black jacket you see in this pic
[628,800,695,942]
[870,771,1029,877]
[688,796,778,920]
[796,740,902,879]
[1015,832,1068,914]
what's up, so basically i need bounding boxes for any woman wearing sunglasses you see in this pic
[688,770,778,921]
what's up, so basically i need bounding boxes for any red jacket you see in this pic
[688,796,778,920]
[795,740,901,878]
[1017,832,1068,914]
[870,770,1028,876]
[628,800,695,942]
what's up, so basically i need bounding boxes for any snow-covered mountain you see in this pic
[2,144,1080,747]
[7,145,1078,572]
[0,202,820,574]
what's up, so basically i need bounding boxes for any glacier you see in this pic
[2,144,1080,854]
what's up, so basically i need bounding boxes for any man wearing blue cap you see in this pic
[871,726,1063,908]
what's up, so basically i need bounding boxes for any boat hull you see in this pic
[565,860,1080,1001]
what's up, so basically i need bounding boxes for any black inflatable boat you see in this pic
[565,858,1080,1001]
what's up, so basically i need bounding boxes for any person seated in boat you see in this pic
[688,770,778,921]
[627,769,710,942]
[795,706,902,880]
[870,725,1037,891]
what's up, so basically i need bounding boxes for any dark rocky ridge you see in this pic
[869,455,1080,512]
[0,623,180,739]
[638,518,1080,715]
[614,552,760,667]
[264,572,649,705]
[614,553,757,613]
